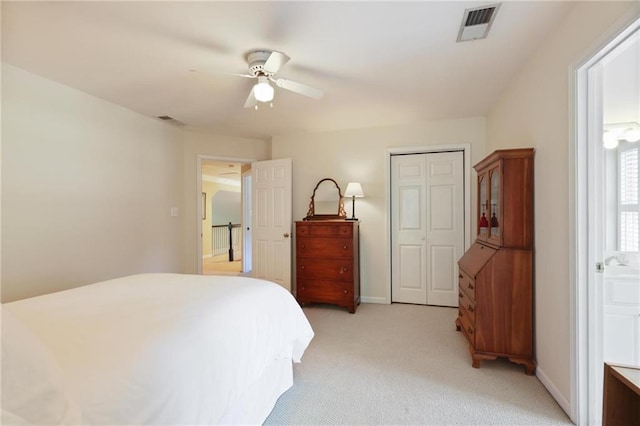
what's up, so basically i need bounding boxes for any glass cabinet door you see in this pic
[488,166,501,244]
[478,174,488,239]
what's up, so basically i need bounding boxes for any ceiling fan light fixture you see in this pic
[253,76,274,102]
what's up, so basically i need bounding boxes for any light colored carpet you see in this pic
[203,254,242,274]
[265,303,572,425]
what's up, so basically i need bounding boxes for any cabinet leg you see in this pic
[454,318,462,331]
[472,357,481,369]
[505,357,537,375]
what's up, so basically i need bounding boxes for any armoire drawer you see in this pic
[458,270,476,301]
[458,290,475,323]
[297,259,353,281]
[458,307,475,344]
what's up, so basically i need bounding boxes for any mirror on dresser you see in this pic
[304,178,347,220]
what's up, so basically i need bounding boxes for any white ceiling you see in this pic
[202,160,241,183]
[2,1,576,140]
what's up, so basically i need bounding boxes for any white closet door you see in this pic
[391,154,428,304]
[391,151,464,306]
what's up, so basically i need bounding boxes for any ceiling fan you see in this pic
[190,49,324,108]
[191,49,324,109]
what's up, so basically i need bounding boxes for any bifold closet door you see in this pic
[391,151,464,306]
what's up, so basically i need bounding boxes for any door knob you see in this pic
[283,233,290,238]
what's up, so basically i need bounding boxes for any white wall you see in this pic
[181,129,268,274]
[1,65,269,301]
[2,64,184,302]
[603,34,640,125]
[272,117,486,302]
[486,0,640,415]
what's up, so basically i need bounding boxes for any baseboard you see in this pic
[536,366,571,419]
[202,254,213,259]
[360,296,389,304]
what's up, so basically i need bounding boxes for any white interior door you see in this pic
[576,18,640,423]
[251,158,292,291]
[391,151,464,306]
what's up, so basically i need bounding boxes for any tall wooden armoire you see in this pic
[456,148,536,375]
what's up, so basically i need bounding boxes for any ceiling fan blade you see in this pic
[274,78,324,99]
[189,69,254,79]
[244,87,258,108]
[263,51,290,75]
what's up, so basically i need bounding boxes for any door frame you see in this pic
[571,15,640,424]
[242,170,252,274]
[386,144,472,304]
[196,154,255,275]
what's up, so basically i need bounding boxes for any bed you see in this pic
[1,273,314,425]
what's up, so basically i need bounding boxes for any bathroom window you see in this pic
[619,144,639,252]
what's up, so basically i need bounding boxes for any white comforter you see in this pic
[3,273,314,424]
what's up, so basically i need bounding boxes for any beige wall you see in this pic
[272,117,486,302]
[486,0,640,415]
[1,65,268,301]
[181,129,268,274]
[2,64,184,302]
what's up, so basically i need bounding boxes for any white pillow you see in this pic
[1,307,82,425]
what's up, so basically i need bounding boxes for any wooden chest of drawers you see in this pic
[295,220,360,313]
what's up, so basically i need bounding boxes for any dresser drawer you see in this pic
[297,237,353,259]
[458,289,475,323]
[458,269,475,301]
[297,223,353,237]
[297,258,353,281]
[297,279,353,304]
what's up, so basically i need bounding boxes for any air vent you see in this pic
[457,3,501,42]
[156,115,185,126]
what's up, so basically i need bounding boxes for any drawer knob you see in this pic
[458,292,463,299]
[459,274,463,279]
[344,290,348,294]
[467,305,474,312]
[343,245,348,250]
[301,244,305,249]
[301,265,305,269]
[467,327,474,335]
[468,283,474,290]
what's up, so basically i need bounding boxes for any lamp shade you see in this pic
[344,182,364,198]
[253,76,274,102]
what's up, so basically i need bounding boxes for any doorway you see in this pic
[573,16,640,425]
[197,155,253,276]
[389,147,469,307]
